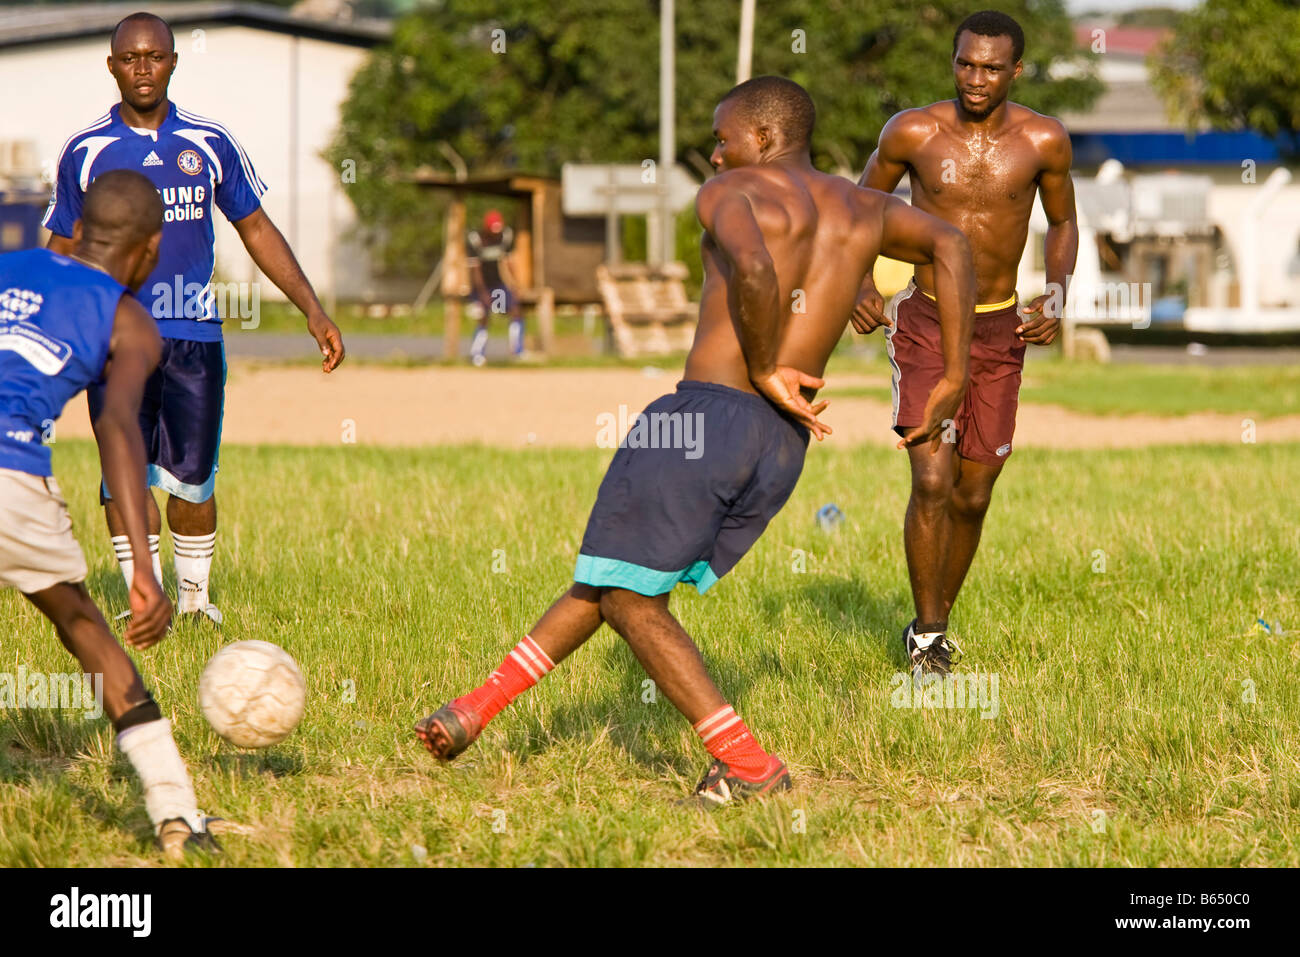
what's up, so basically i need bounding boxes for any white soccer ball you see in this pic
[198,640,306,749]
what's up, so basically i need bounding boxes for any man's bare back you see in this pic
[686,113,976,449]
[864,99,1072,304]
[685,164,885,393]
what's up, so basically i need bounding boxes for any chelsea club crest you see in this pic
[177,149,203,175]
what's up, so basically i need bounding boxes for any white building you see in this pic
[0,2,391,303]
[1037,23,1300,332]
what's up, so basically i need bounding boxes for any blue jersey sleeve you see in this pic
[213,129,266,223]
[41,143,84,239]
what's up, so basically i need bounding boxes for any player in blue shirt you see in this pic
[3,170,222,858]
[45,12,345,624]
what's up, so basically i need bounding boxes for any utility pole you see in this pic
[658,0,675,265]
[737,0,756,84]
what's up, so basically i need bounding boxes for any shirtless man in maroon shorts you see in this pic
[853,10,1078,677]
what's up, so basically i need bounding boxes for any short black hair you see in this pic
[953,10,1025,63]
[83,169,164,242]
[110,12,175,53]
[719,75,816,148]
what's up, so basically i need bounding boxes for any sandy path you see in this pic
[51,363,1300,449]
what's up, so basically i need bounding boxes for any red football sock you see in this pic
[459,635,555,725]
[694,705,779,782]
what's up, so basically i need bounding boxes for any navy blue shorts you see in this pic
[89,338,225,504]
[575,380,809,596]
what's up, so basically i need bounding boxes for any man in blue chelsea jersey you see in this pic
[44,12,346,624]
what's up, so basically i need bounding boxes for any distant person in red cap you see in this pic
[466,209,524,366]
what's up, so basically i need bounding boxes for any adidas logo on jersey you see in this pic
[142,151,164,167]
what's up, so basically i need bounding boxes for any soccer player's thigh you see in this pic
[957,309,1025,470]
[87,359,165,501]
[581,439,729,578]
[0,469,89,598]
[708,420,808,583]
[156,339,225,500]
[578,389,763,590]
[887,292,946,445]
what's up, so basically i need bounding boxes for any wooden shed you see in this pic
[408,171,607,304]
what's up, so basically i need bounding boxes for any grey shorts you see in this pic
[0,468,87,594]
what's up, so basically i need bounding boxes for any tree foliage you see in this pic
[1152,0,1300,154]
[327,0,1099,273]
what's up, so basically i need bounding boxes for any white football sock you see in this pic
[111,534,162,590]
[172,531,216,613]
[116,719,204,834]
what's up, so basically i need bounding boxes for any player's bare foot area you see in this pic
[414,700,483,761]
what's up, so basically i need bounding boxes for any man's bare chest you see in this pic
[908,136,1041,207]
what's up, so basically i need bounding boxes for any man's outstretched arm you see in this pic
[879,195,976,451]
[231,207,345,371]
[695,178,829,438]
[93,295,171,648]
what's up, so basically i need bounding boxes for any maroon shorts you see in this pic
[885,282,1025,466]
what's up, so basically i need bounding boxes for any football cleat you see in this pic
[682,758,792,809]
[414,700,483,761]
[181,603,223,626]
[157,817,221,861]
[903,619,962,681]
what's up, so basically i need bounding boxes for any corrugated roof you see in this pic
[0,2,391,49]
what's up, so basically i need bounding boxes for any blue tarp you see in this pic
[1071,131,1295,167]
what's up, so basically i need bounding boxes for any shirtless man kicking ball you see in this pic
[416,76,976,806]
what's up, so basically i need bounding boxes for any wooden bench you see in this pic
[596,262,697,357]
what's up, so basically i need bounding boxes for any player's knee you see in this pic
[599,587,652,627]
[598,587,630,623]
[569,583,603,604]
[911,467,952,505]
[952,483,994,519]
[44,584,100,634]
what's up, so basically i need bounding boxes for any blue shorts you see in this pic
[89,338,225,504]
[575,380,809,596]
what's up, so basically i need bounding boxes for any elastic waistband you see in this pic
[914,282,1017,314]
[154,318,225,342]
[676,379,810,437]
[676,379,774,409]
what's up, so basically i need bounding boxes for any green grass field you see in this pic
[2,438,1298,866]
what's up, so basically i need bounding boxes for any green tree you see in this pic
[328,0,1099,273]
[1151,0,1300,152]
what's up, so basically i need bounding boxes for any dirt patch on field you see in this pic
[52,362,1300,449]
